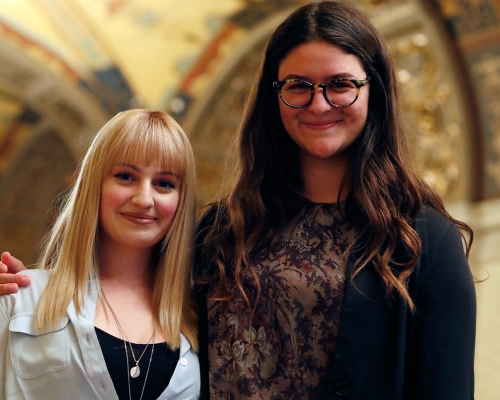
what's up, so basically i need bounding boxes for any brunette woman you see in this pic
[194,1,475,399]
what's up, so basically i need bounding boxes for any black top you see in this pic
[95,327,180,400]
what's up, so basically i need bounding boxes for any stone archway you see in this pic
[0,39,110,264]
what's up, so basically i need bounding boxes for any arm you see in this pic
[0,253,30,294]
[408,220,476,399]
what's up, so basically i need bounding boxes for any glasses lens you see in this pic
[326,80,358,107]
[280,81,313,107]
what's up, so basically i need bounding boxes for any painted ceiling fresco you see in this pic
[0,0,500,266]
[0,0,247,110]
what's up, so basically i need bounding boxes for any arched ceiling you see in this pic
[0,0,248,110]
[1,0,500,266]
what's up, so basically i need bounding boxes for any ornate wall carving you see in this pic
[434,0,500,197]
[469,45,500,196]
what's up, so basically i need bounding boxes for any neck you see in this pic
[97,238,155,288]
[94,237,163,343]
[300,152,351,203]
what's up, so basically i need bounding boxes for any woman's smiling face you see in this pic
[99,162,180,252]
[277,40,370,166]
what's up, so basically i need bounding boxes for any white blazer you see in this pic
[0,269,200,400]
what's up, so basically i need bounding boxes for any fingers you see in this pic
[0,282,21,294]
[1,252,27,274]
[0,266,31,284]
[0,252,31,294]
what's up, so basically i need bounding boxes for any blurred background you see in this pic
[0,0,498,397]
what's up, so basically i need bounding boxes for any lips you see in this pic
[302,120,340,130]
[120,212,157,224]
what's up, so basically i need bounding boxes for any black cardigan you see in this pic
[195,206,476,399]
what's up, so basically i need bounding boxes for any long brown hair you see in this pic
[198,1,472,310]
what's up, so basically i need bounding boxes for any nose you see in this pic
[308,87,332,114]
[132,182,154,208]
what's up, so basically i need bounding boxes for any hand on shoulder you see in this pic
[0,252,29,294]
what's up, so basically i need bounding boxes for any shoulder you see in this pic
[17,269,50,282]
[0,270,50,318]
[16,270,51,297]
[413,205,456,238]
[413,205,464,256]
[412,205,465,258]
[9,269,50,294]
[410,206,472,290]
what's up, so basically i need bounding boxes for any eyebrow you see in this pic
[280,72,361,81]
[115,163,178,177]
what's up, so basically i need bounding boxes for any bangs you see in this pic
[102,113,189,179]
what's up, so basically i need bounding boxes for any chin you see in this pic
[304,146,351,161]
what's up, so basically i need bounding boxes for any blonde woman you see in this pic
[0,109,200,399]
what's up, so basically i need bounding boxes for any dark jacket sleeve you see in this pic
[328,207,476,399]
[404,208,476,399]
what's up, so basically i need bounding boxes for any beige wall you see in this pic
[465,199,500,399]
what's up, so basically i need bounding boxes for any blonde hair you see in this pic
[35,109,198,350]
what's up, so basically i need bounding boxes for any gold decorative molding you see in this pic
[472,52,500,192]
[391,31,462,198]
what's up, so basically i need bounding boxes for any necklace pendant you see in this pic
[130,365,140,378]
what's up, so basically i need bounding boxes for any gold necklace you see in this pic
[101,289,155,400]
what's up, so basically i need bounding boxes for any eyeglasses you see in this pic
[272,77,370,108]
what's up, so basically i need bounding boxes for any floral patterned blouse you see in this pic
[205,202,359,399]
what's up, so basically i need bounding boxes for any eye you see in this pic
[328,80,356,91]
[156,179,176,189]
[284,81,311,92]
[114,172,134,181]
